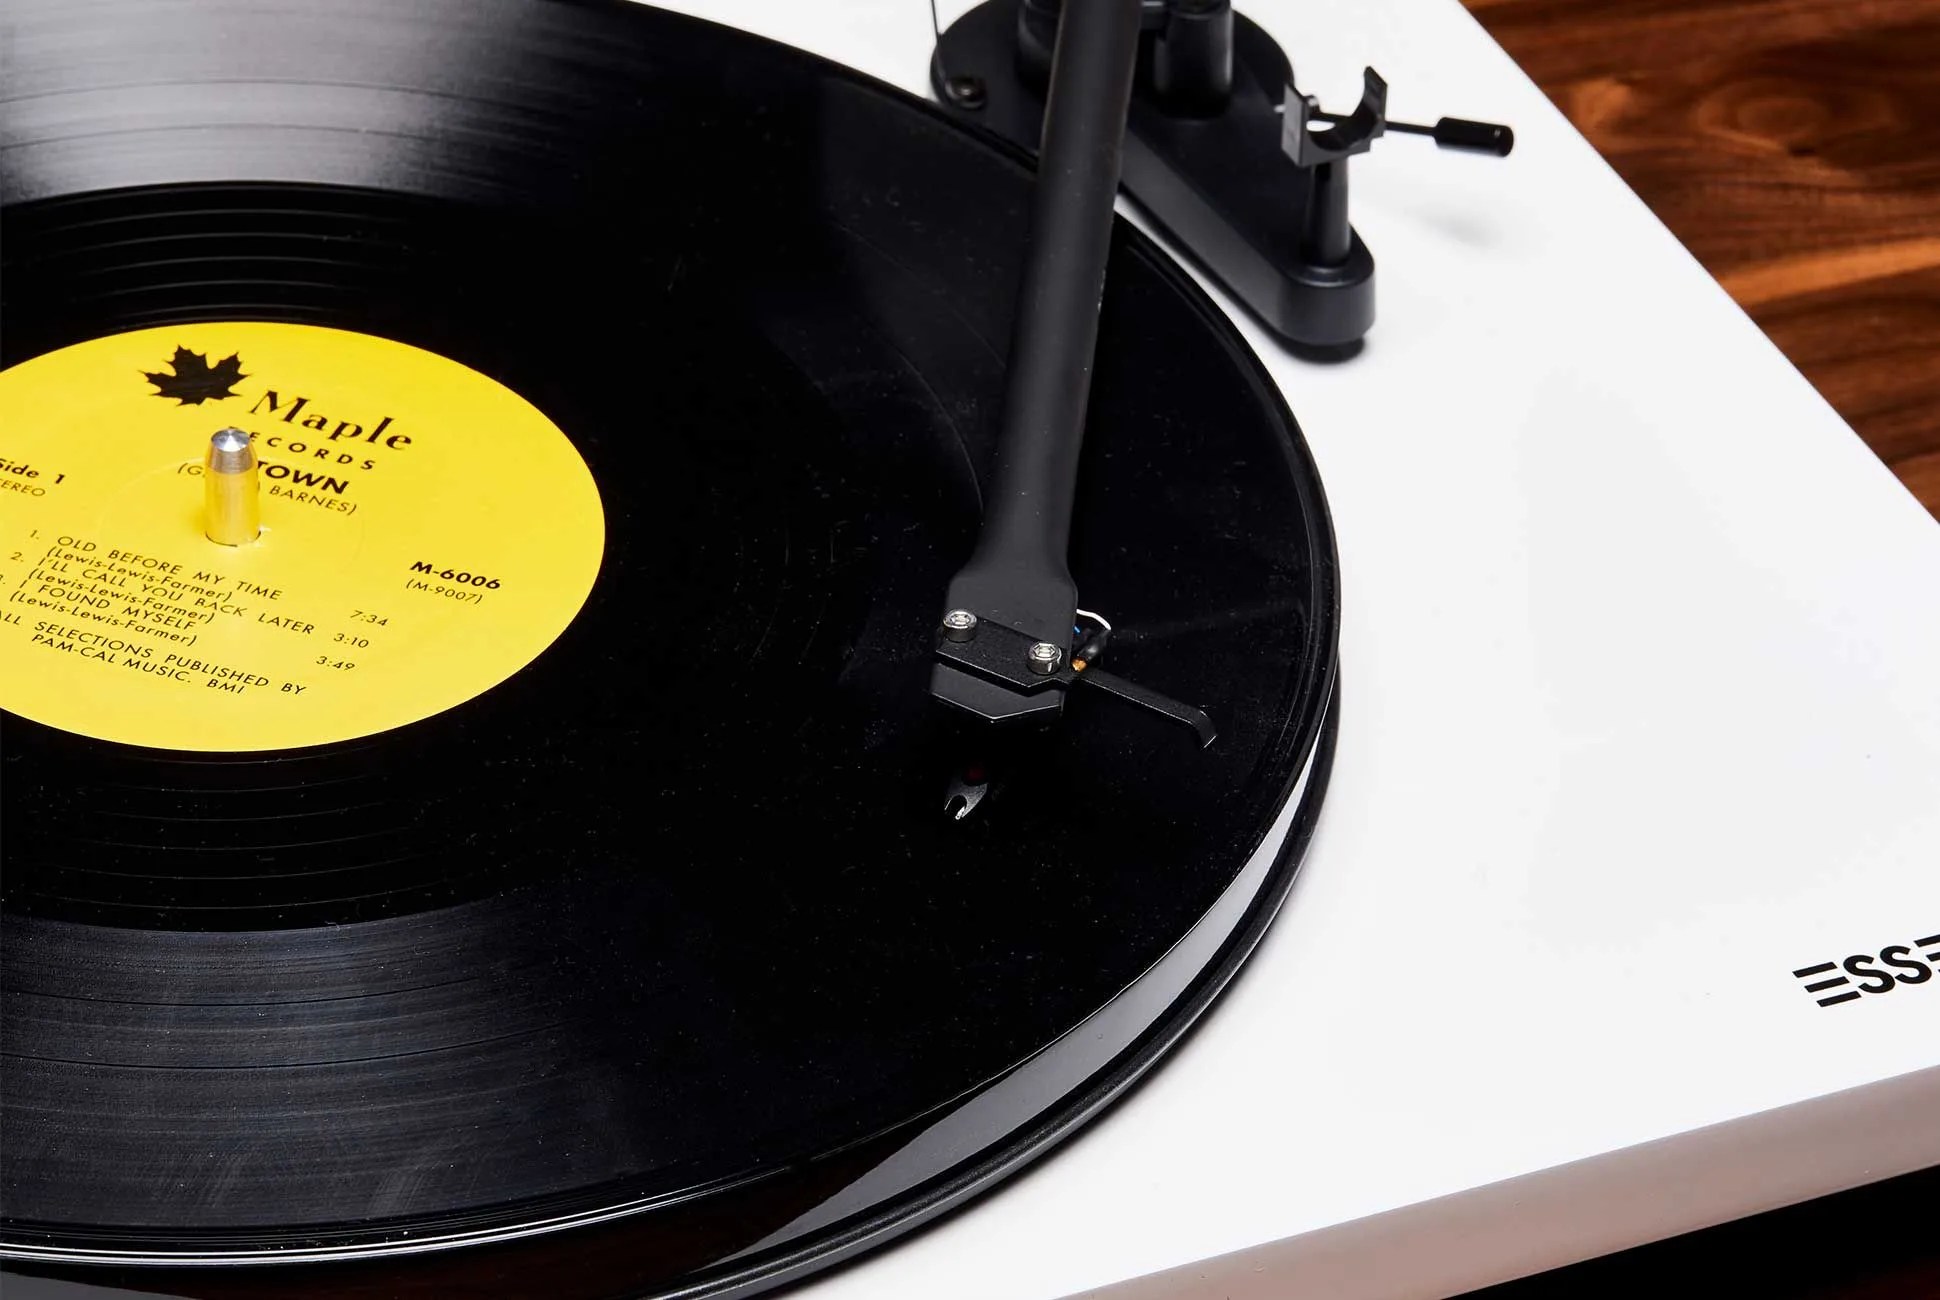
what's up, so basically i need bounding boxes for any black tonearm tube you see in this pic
[930,0,1218,749]
[929,0,1143,728]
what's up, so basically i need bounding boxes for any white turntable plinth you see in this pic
[657,2,1940,1296]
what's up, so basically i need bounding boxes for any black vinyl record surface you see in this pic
[0,2,1340,1296]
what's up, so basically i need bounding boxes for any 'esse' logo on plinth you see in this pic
[1791,931,1940,1008]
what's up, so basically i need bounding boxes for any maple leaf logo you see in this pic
[144,346,247,405]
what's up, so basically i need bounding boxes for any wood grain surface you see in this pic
[1463,0,1940,518]
[1447,6,1940,1290]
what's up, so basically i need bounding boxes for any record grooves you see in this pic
[0,2,1340,1296]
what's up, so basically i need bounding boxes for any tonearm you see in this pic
[927,0,1507,798]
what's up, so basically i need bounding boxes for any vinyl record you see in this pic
[0,1,1339,1296]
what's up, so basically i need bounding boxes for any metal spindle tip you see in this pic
[207,427,255,474]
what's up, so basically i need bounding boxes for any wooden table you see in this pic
[1464,0,1940,520]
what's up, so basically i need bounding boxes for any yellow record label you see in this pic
[0,323,604,751]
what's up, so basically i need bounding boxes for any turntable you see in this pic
[3,2,1937,1299]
